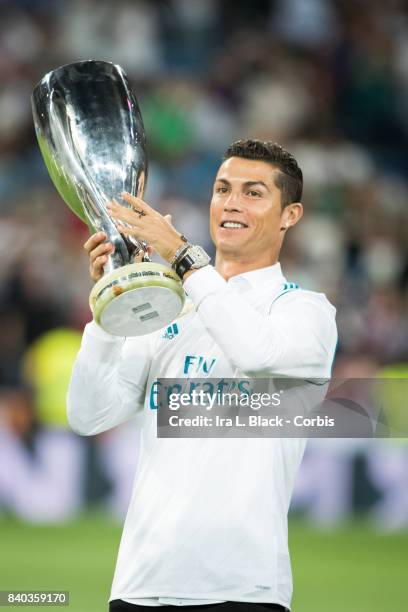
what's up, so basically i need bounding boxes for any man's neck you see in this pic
[215,252,279,281]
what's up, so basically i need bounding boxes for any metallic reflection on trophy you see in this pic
[31,60,185,336]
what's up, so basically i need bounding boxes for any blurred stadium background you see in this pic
[0,1,407,610]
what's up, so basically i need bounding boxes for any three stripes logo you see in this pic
[272,282,300,305]
[282,282,299,291]
[162,323,179,340]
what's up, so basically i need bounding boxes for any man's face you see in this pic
[210,157,286,258]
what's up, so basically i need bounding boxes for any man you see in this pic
[68,140,337,611]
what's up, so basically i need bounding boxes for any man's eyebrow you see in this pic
[214,178,269,191]
[243,180,269,191]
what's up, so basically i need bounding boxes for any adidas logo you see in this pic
[162,323,179,340]
[282,282,299,291]
[272,282,300,305]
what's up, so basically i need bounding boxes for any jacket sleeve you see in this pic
[183,266,337,377]
[67,321,153,436]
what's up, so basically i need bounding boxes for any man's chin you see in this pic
[216,239,249,257]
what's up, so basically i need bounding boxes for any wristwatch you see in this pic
[172,244,211,279]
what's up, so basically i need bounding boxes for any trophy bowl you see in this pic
[31,60,185,336]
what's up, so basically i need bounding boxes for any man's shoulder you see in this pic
[272,281,336,315]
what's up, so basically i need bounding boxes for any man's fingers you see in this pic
[132,245,155,263]
[93,254,108,269]
[164,214,172,225]
[108,200,145,227]
[121,192,154,214]
[83,232,115,282]
[91,255,109,282]
[91,248,115,281]
[89,241,114,264]
[83,231,107,254]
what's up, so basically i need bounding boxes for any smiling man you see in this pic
[210,144,302,276]
[68,139,337,612]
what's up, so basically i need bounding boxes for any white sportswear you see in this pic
[67,263,337,609]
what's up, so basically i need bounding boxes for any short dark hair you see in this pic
[223,139,303,208]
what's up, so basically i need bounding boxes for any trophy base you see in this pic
[89,262,185,336]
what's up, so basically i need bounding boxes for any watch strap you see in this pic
[174,251,196,279]
[171,235,190,267]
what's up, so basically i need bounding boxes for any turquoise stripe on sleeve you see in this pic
[272,282,300,304]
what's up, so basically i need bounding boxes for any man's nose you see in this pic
[223,193,243,212]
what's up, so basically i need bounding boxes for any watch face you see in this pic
[190,246,210,268]
[174,245,210,278]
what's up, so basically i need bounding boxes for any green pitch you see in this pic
[0,514,407,612]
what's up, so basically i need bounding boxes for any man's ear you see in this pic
[280,202,303,231]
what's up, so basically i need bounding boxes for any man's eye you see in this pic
[216,187,228,194]
[248,190,261,197]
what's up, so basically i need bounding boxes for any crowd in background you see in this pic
[0,0,407,527]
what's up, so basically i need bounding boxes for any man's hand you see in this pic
[83,232,114,283]
[106,193,186,263]
[83,203,177,283]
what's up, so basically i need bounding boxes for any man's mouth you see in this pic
[219,221,249,229]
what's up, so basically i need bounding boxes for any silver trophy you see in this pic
[31,60,185,336]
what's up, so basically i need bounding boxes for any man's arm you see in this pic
[67,231,153,436]
[99,194,337,376]
[184,266,337,377]
[67,321,152,436]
